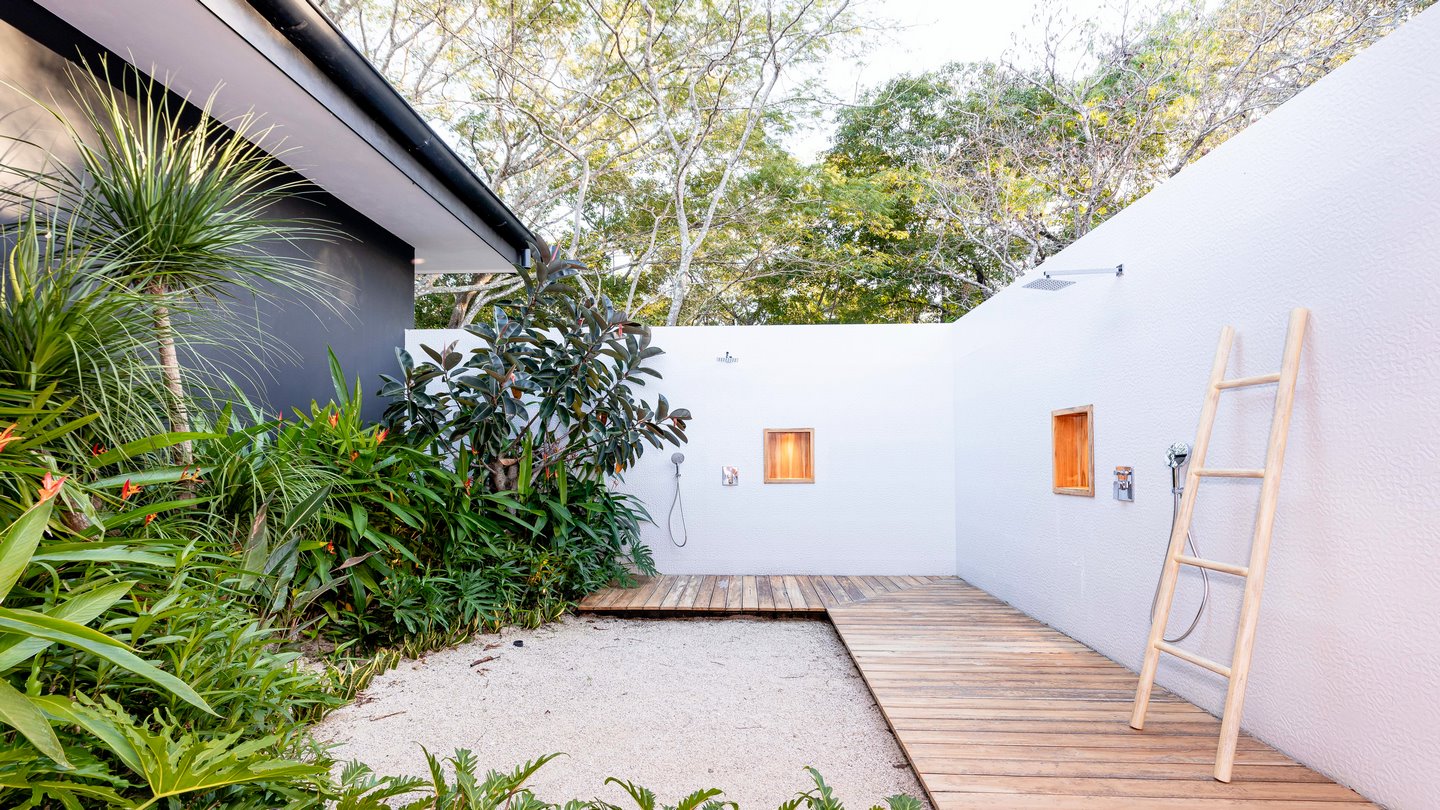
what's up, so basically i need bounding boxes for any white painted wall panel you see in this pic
[407,324,957,575]
[947,9,1440,808]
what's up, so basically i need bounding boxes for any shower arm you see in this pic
[1043,264,1124,279]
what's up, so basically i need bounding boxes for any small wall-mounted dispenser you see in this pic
[1113,466,1134,502]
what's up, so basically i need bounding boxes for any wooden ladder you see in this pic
[1130,307,1310,783]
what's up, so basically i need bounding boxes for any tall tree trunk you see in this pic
[149,283,194,466]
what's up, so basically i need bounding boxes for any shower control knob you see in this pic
[1114,466,1135,502]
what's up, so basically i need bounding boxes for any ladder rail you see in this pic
[1213,307,1310,782]
[1130,325,1234,731]
[1128,307,1310,785]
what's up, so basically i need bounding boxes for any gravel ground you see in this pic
[314,615,927,809]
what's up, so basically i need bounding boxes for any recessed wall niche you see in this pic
[764,428,814,483]
[1052,405,1094,496]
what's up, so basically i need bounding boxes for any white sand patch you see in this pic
[314,615,927,809]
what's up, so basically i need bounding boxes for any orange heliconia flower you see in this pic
[464,476,473,494]
[350,451,360,462]
[325,542,336,555]
[0,424,22,453]
[91,443,106,457]
[376,428,389,444]
[38,472,66,503]
[328,413,339,428]
[120,479,142,500]
[144,513,157,525]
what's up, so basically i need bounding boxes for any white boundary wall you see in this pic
[403,9,1440,805]
[406,324,957,575]
[946,10,1440,808]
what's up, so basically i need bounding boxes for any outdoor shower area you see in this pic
[406,13,1440,807]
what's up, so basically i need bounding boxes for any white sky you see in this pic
[789,0,1098,160]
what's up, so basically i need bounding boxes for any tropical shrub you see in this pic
[0,53,907,810]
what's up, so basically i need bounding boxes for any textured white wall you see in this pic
[947,10,1440,809]
[407,325,957,575]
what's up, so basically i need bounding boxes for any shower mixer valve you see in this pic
[1113,466,1135,502]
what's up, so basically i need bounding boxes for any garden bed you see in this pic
[315,616,927,808]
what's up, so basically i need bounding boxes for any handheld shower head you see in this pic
[1166,442,1191,494]
[1165,442,1191,469]
[671,452,685,465]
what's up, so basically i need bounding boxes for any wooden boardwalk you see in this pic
[577,574,949,615]
[579,576,1372,809]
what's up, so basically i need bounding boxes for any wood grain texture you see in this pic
[828,579,1368,808]
[580,575,1371,807]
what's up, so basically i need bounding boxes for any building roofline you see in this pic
[242,0,537,265]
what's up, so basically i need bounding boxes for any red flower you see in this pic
[144,513,156,525]
[91,442,106,457]
[376,428,389,445]
[120,479,142,500]
[276,412,284,421]
[463,476,472,494]
[178,466,205,485]
[350,451,359,462]
[328,413,339,428]
[0,424,22,453]
[38,472,66,503]
[325,542,336,555]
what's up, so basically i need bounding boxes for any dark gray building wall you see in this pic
[0,8,413,421]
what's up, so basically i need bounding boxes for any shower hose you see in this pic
[667,466,688,547]
[1150,488,1210,643]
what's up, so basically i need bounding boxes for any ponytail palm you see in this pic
[6,60,337,463]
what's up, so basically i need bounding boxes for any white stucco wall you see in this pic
[406,325,957,575]
[947,9,1440,809]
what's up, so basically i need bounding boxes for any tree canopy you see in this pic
[319,0,1429,326]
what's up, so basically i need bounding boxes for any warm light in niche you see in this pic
[764,428,814,483]
[1052,405,1094,496]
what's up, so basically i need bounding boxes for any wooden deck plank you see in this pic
[693,575,717,610]
[708,575,731,610]
[575,575,1369,806]
[827,580,1374,809]
[741,576,758,610]
[756,575,776,611]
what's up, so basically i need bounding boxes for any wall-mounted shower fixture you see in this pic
[1149,441,1209,643]
[1113,466,1134,502]
[717,352,739,363]
[668,452,688,547]
[1022,264,1124,291]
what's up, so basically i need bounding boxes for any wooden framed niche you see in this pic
[1052,405,1094,496]
[764,428,815,483]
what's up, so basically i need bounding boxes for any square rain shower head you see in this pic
[1022,277,1076,291]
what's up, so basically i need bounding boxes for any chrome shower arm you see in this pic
[1043,264,1124,278]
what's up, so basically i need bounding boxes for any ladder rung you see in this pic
[1195,468,1265,478]
[1215,372,1281,390]
[1156,641,1232,677]
[1176,554,1249,577]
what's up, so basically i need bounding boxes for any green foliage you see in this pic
[0,42,915,810]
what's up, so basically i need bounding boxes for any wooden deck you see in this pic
[577,574,949,615]
[579,576,1373,809]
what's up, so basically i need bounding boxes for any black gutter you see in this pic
[243,0,536,266]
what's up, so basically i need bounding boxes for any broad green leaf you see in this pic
[0,607,213,715]
[0,677,70,767]
[237,504,268,592]
[0,580,133,670]
[0,501,52,604]
[31,695,141,775]
[91,433,219,467]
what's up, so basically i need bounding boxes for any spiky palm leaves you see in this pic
[3,58,338,463]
